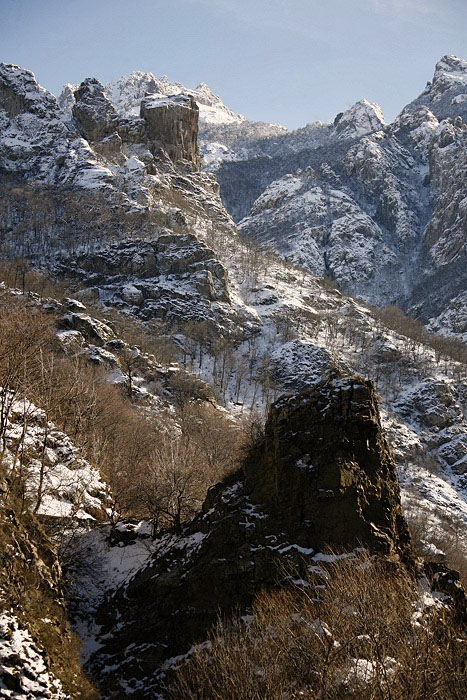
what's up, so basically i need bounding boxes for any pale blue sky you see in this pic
[1,0,466,128]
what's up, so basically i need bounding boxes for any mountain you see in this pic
[0,58,466,553]
[59,70,246,127]
[203,55,467,340]
[0,58,466,699]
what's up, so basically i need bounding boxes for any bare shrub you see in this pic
[168,552,466,700]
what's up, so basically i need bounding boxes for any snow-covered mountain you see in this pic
[334,98,386,139]
[205,56,467,340]
[0,57,466,700]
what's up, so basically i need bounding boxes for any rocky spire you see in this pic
[244,371,412,557]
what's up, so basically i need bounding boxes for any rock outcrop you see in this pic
[72,77,117,143]
[87,373,412,698]
[71,76,200,168]
[141,93,200,168]
[244,373,412,556]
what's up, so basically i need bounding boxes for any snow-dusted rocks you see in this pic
[2,397,106,520]
[238,165,405,302]
[72,77,117,143]
[51,233,241,329]
[0,472,95,698]
[0,613,68,700]
[402,54,467,122]
[410,117,467,325]
[0,64,116,190]
[99,70,246,127]
[0,63,70,180]
[334,98,385,140]
[61,69,245,131]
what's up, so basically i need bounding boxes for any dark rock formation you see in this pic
[72,77,117,143]
[244,373,412,557]
[88,373,413,698]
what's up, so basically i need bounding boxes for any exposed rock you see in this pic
[72,77,117,143]
[244,373,412,556]
[88,373,413,698]
[121,283,144,305]
[140,93,200,168]
[203,55,466,331]
[67,312,115,344]
[53,234,233,326]
[402,55,467,123]
[423,562,467,625]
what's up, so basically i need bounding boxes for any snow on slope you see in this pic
[0,613,68,700]
[334,98,385,140]
[2,396,106,519]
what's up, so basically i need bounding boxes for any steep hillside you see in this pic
[0,472,97,699]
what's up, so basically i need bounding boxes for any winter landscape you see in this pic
[1,1,467,698]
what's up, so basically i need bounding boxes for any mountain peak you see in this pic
[334,98,385,139]
[58,71,245,127]
[434,54,467,75]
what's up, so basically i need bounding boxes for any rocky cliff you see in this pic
[244,373,411,555]
[87,374,412,698]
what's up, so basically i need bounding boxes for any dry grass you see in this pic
[167,552,466,700]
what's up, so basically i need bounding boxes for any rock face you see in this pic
[88,373,412,698]
[244,373,412,555]
[140,94,200,168]
[402,55,467,123]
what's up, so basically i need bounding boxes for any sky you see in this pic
[1,0,466,129]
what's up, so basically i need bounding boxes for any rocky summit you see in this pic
[87,374,412,699]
